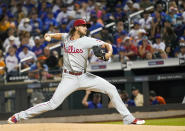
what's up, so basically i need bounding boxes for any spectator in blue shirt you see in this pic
[43,12,58,32]
[30,60,48,72]
[115,30,128,46]
[23,1,35,15]
[30,13,43,35]
[0,3,13,18]
[29,60,50,80]
[59,21,68,33]
[114,4,126,21]
[101,7,112,23]
[16,37,31,56]
[82,90,102,109]
[38,2,49,22]
[31,36,47,57]
[0,7,2,16]
[113,21,125,44]
[88,16,103,33]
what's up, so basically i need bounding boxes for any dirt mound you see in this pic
[1,123,185,131]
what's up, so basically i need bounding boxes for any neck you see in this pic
[71,31,81,40]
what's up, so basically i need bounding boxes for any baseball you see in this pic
[45,35,51,41]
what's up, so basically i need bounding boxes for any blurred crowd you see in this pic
[29,86,166,109]
[0,0,185,80]
[81,88,166,109]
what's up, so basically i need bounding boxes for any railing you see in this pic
[89,22,116,36]
[19,56,33,73]
[128,6,154,31]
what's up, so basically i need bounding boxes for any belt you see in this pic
[64,69,83,76]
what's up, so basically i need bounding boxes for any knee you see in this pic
[107,85,118,96]
[48,99,59,110]
[110,85,117,91]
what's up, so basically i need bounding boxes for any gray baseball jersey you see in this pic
[62,33,105,72]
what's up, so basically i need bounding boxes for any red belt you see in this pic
[64,69,82,76]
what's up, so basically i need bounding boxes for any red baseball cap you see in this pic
[73,19,91,28]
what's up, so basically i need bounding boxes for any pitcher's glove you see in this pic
[92,45,107,61]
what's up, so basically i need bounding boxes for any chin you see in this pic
[81,33,86,36]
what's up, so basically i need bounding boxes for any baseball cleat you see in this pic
[7,116,17,124]
[131,119,145,125]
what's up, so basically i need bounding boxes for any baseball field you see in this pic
[98,117,185,126]
[1,117,185,131]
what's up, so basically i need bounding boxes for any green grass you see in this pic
[96,117,185,126]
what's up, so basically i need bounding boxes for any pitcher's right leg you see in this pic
[8,74,79,123]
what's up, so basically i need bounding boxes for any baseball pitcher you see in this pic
[8,19,145,125]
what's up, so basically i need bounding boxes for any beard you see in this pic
[78,30,86,37]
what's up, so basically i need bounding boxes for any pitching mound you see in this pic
[1,123,185,131]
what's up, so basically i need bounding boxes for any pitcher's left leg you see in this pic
[79,73,134,123]
[79,73,145,125]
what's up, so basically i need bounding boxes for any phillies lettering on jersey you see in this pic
[64,45,83,53]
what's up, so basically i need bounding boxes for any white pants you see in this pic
[15,72,135,124]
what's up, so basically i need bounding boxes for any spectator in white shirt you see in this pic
[52,0,61,13]
[178,43,185,58]
[80,2,91,21]
[3,35,20,53]
[153,34,167,59]
[136,29,148,46]
[56,5,69,24]
[86,0,95,14]
[5,46,19,76]
[129,21,141,40]
[139,11,153,30]
[24,32,35,48]
[73,3,84,19]
[18,45,37,67]
[124,0,140,14]
[18,18,32,32]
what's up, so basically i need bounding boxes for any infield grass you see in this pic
[97,117,185,126]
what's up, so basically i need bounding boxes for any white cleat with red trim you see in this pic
[7,116,17,124]
[131,119,145,125]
